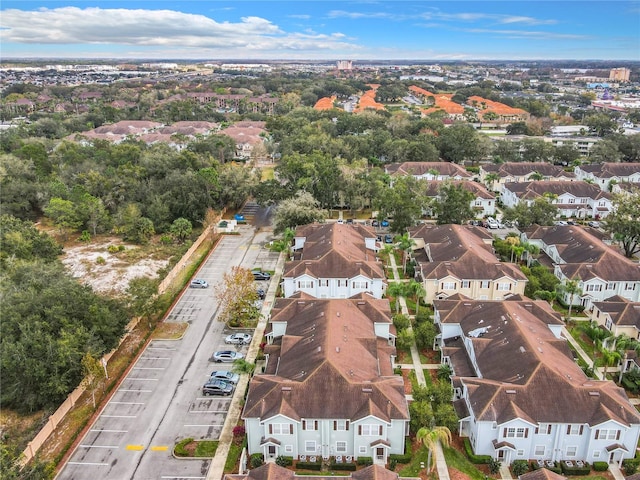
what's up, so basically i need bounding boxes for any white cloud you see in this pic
[462,28,589,41]
[0,6,358,53]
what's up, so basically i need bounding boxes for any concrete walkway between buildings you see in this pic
[609,463,625,480]
[499,463,513,480]
[206,251,287,480]
[388,254,449,480]
[561,326,602,380]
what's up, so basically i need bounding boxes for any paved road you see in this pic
[57,209,278,480]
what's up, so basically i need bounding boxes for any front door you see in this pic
[267,445,277,459]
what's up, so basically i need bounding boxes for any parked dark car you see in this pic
[202,380,234,396]
[252,271,271,281]
[257,288,266,300]
[384,234,393,244]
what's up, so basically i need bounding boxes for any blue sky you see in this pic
[1,1,639,60]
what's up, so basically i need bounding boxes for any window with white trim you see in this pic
[517,450,524,457]
[359,446,367,454]
[319,279,329,287]
[303,420,318,431]
[461,281,471,288]
[596,429,620,440]
[480,281,490,289]
[441,282,456,290]
[305,441,316,453]
[334,420,349,431]
[607,283,617,290]
[566,424,583,435]
[336,441,347,453]
[625,283,637,291]
[504,427,529,438]
[360,424,383,436]
[566,446,577,457]
[580,198,588,204]
[285,445,293,453]
[497,283,511,291]
[535,423,552,435]
[270,423,293,435]
[586,284,602,292]
[298,280,314,289]
[352,281,369,289]
[567,198,575,204]
[534,445,545,456]
[593,451,601,458]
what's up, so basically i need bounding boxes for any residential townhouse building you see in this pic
[242,296,408,465]
[408,224,527,303]
[466,96,530,123]
[501,181,613,219]
[588,296,640,339]
[385,162,472,182]
[574,163,640,191]
[480,163,575,193]
[283,223,385,299]
[434,295,640,465]
[420,181,496,218]
[522,225,640,309]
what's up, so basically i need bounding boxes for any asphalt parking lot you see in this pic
[57,221,279,480]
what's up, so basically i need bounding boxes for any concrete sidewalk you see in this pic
[388,254,449,480]
[561,326,602,380]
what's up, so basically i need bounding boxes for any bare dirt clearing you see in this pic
[61,237,169,296]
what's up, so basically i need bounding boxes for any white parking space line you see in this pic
[67,462,109,466]
[184,424,224,427]
[109,401,144,405]
[119,389,152,393]
[90,429,128,433]
[78,444,119,449]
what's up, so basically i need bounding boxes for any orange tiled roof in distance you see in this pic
[467,95,528,117]
[409,85,435,97]
[354,85,385,112]
[314,96,337,111]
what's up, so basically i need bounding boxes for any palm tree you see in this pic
[483,172,501,191]
[232,359,256,375]
[387,282,407,314]
[407,280,426,315]
[559,278,582,322]
[395,232,416,275]
[521,241,540,267]
[416,424,452,472]
[529,171,544,181]
[598,348,621,379]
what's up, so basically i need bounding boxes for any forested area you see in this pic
[0,215,129,412]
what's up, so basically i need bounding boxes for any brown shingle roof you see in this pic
[482,162,574,179]
[504,181,610,200]
[243,298,407,423]
[385,162,471,178]
[592,297,640,328]
[436,296,640,426]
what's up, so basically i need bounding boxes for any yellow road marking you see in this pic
[126,445,145,451]
[151,446,168,451]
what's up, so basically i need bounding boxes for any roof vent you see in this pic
[589,391,600,397]
[519,346,526,353]
[336,347,340,353]
[282,387,292,391]
[362,388,373,393]
[506,389,516,394]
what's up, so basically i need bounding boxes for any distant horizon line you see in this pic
[2,57,639,65]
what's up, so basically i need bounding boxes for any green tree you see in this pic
[416,424,452,472]
[395,233,416,274]
[433,183,475,225]
[44,197,82,239]
[170,217,193,243]
[502,196,558,228]
[604,188,640,258]
[436,124,487,165]
[273,191,326,235]
[379,176,425,233]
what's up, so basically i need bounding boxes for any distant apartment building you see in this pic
[610,67,631,82]
[337,60,353,70]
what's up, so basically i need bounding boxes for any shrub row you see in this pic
[357,457,373,466]
[389,453,412,464]
[463,438,492,464]
[593,461,609,472]
[330,463,357,471]
[296,461,322,471]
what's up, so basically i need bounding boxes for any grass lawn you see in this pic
[567,324,597,358]
[224,443,244,472]
[398,444,431,476]
[442,445,492,480]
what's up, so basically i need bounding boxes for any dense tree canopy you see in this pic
[605,188,640,258]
